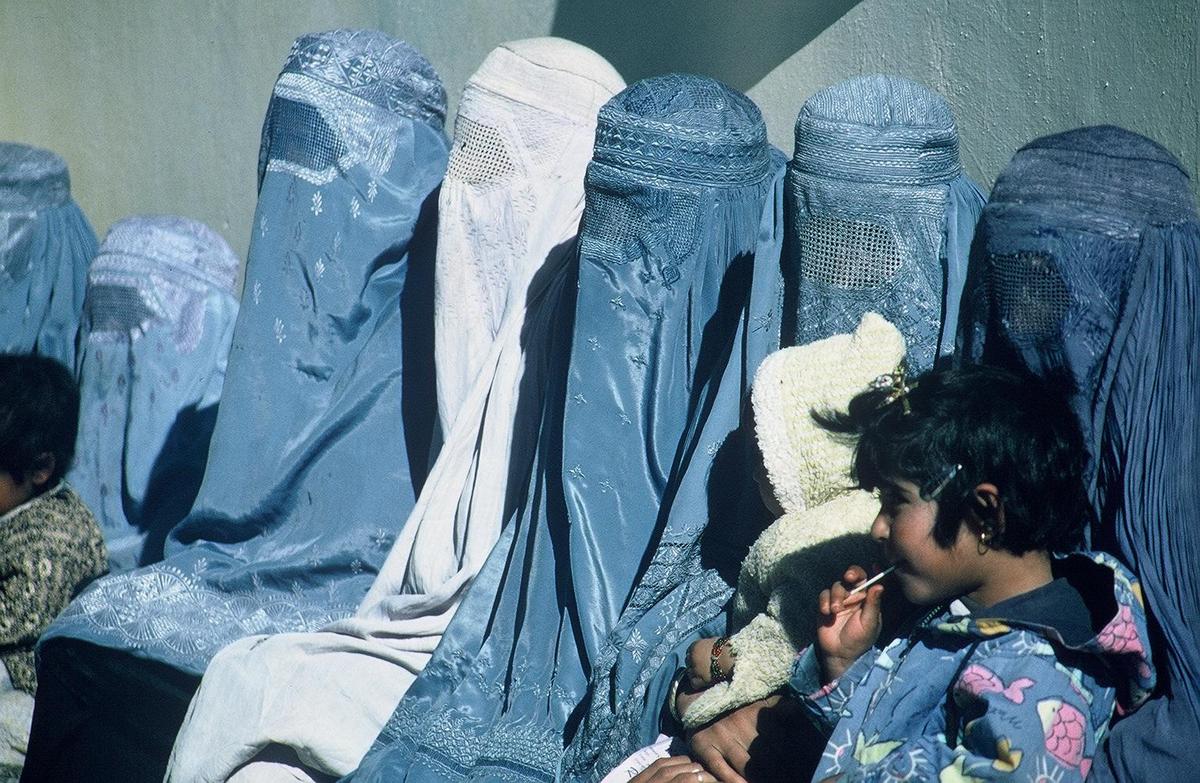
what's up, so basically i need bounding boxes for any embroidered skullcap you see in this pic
[282,29,446,126]
[0,143,71,211]
[793,74,962,186]
[95,215,239,294]
[468,37,624,121]
[989,125,1195,235]
[592,74,773,186]
[260,30,447,191]
[84,216,238,354]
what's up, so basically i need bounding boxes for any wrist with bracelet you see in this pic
[709,635,736,683]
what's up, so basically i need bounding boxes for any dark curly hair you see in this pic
[0,353,80,487]
[815,364,1089,555]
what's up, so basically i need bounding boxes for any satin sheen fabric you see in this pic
[42,28,448,675]
[348,73,784,783]
[164,38,624,783]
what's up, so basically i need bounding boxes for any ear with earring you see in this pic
[972,482,1003,555]
[977,524,993,555]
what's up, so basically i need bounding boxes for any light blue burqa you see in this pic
[561,75,984,779]
[0,143,97,368]
[348,74,785,782]
[69,216,239,571]
[42,29,449,675]
[787,74,985,370]
[958,126,1200,783]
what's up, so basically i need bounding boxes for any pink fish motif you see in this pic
[1096,604,1153,680]
[957,664,1035,704]
[1038,699,1087,769]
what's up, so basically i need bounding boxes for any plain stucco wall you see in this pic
[2,0,1197,280]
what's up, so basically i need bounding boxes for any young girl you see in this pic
[638,365,1155,783]
[788,365,1154,782]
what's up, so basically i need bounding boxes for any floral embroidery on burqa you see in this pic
[41,29,449,675]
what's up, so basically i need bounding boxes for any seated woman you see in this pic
[638,364,1154,783]
[0,355,106,779]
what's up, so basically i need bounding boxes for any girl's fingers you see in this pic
[859,584,885,629]
[829,581,849,612]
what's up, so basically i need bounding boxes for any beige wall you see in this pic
[2,0,1196,283]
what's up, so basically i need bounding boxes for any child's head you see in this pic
[818,364,1089,604]
[0,353,79,515]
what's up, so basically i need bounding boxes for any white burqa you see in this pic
[165,38,624,783]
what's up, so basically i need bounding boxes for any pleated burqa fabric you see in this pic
[69,216,239,572]
[21,30,448,783]
[787,74,985,370]
[164,38,624,783]
[0,143,97,368]
[958,126,1199,782]
[347,74,785,783]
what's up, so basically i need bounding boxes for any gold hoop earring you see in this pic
[977,529,991,555]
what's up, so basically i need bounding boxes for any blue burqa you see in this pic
[787,74,985,370]
[41,29,448,675]
[69,216,240,571]
[0,143,97,368]
[565,74,985,781]
[957,126,1200,782]
[347,74,785,782]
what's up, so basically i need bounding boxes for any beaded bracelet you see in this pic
[709,635,735,683]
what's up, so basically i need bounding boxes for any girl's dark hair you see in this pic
[0,353,79,486]
[815,364,1089,555]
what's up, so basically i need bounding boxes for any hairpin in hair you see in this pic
[868,366,917,414]
[920,463,962,501]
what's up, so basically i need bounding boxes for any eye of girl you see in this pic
[879,486,906,510]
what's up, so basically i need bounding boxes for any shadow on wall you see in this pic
[550,0,862,91]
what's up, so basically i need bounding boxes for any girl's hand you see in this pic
[685,636,735,691]
[630,756,718,783]
[815,566,884,684]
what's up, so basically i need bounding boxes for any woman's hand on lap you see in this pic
[630,756,719,783]
[685,695,781,783]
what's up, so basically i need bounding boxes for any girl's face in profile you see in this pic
[870,478,983,606]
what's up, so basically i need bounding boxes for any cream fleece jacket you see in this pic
[681,312,904,727]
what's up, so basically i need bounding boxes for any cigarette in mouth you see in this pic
[847,565,896,596]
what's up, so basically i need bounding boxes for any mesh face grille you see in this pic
[84,284,158,335]
[446,115,516,186]
[265,97,346,173]
[989,252,1072,340]
[798,214,902,289]
[584,186,699,280]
